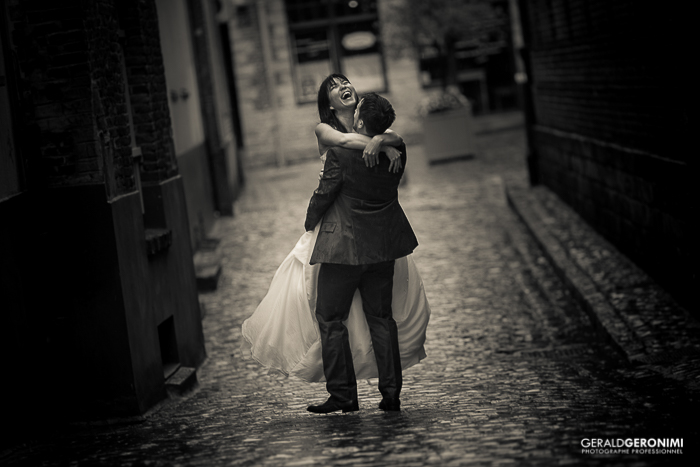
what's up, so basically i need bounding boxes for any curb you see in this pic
[165,366,198,398]
[194,238,222,292]
[505,183,700,365]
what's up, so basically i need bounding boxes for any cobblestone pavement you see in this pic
[5,114,697,466]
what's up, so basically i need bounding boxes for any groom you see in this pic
[304,92,418,414]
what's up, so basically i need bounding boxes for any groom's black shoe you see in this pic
[378,398,401,412]
[307,398,359,414]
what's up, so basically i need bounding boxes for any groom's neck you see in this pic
[357,126,375,137]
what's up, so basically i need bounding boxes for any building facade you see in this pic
[517,0,694,309]
[158,0,246,247]
[1,0,242,428]
[225,0,518,167]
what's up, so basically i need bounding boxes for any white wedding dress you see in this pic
[241,222,431,382]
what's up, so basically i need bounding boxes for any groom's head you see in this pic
[353,92,395,136]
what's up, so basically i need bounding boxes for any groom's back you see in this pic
[335,144,407,203]
[309,144,416,265]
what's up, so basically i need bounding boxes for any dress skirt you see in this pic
[241,223,430,382]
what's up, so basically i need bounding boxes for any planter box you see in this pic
[423,107,476,164]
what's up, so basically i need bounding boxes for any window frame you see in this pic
[285,2,388,104]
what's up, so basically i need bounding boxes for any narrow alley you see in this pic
[5,115,696,466]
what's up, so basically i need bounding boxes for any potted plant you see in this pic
[418,85,475,164]
[385,0,508,163]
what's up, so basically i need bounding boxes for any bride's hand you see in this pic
[384,146,403,173]
[363,135,383,167]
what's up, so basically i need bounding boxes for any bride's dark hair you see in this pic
[317,73,351,133]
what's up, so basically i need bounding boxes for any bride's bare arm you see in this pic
[315,123,372,150]
[363,129,403,172]
[315,123,404,171]
[373,129,403,147]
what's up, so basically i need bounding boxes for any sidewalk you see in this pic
[506,182,700,391]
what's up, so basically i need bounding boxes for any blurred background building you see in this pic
[223,0,519,167]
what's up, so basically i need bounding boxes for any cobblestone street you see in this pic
[5,116,697,466]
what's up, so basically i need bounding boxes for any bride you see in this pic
[241,74,430,382]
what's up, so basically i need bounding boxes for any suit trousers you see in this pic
[315,260,402,403]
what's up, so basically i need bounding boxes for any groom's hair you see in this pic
[359,92,395,136]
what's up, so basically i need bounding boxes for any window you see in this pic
[418,38,508,88]
[285,0,387,103]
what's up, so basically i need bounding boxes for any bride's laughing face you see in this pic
[328,77,357,112]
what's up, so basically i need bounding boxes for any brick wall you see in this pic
[118,0,178,184]
[86,0,135,197]
[521,0,694,303]
[7,0,131,196]
[6,0,179,197]
[8,1,93,185]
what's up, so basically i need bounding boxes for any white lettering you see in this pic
[582,437,683,454]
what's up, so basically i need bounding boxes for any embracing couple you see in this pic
[242,74,430,414]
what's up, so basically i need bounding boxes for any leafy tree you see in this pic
[384,0,509,90]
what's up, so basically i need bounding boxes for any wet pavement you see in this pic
[4,113,698,466]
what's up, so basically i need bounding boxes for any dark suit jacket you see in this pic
[304,144,418,265]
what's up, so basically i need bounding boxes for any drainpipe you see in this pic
[514,0,539,186]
